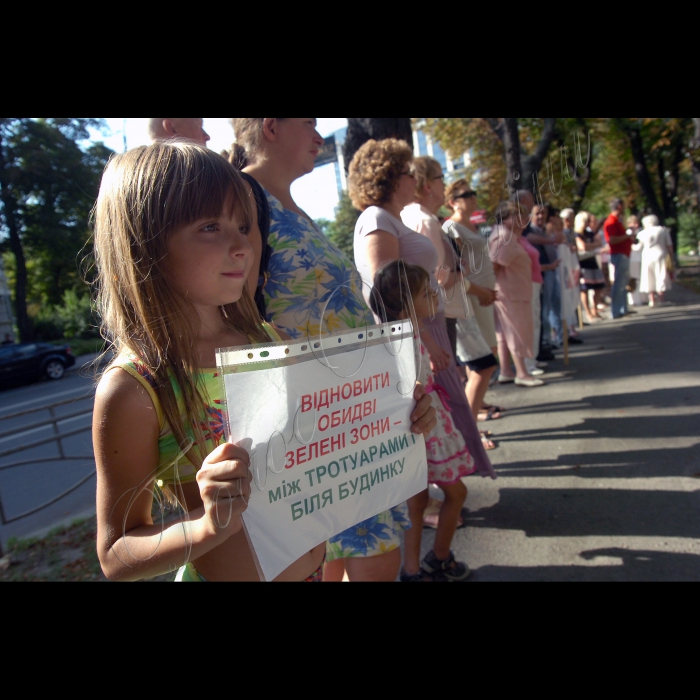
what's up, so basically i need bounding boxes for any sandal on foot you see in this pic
[481,434,497,451]
[423,512,465,530]
[478,407,502,422]
[483,404,505,414]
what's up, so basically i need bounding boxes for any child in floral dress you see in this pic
[371,262,474,582]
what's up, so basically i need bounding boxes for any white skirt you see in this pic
[640,258,671,294]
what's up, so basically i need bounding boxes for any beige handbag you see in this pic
[442,276,472,320]
[442,224,472,320]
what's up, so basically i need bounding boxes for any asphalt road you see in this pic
[421,284,700,581]
[0,358,98,550]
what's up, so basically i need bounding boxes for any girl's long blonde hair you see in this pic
[575,211,590,235]
[93,141,268,468]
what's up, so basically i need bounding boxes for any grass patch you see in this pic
[0,517,175,583]
[677,257,700,295]
[49,338,107,357]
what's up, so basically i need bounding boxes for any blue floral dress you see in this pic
[263,192,367,339]
[263,190,411,561]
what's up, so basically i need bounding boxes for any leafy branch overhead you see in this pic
[0,118,113,342]
[420,117,700,249]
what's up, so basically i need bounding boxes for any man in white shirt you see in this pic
[147,118,211,147]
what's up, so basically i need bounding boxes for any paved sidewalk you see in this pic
[422,285,700,581]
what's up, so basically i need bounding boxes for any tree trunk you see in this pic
[656,138,684,252]
[557,119,592,212]
[624,124,664,221]
[485,118,557,197]
[692,118,700,149]
[343,118,413,172]
[0,146,32,341]
[523,118,558,199]
[692,161,700,210]
[502,119,523,194]
[691,119,700,209]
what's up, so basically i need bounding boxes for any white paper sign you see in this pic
[217,321,427,582]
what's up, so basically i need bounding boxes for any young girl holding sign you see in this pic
[92,141,435,583]
[91,142,330,582]
[372,262,474,582]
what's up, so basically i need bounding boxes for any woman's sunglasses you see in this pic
[455,191,477,200]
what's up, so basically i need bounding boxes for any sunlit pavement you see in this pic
[423,284,700,581]
[3,297,700,580]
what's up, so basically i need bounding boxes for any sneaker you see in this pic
[515,377,545,388]
[529,368,545,377]
[568,337,584,345]
[422,551,471,582]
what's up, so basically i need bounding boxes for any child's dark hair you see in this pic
[370,261,430,322]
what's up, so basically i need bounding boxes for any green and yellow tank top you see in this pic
[110,323,282,487]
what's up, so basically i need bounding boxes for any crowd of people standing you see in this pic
[91,118,676,584]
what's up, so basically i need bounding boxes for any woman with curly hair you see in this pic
[229,119,437,583]
[351,139,496,484]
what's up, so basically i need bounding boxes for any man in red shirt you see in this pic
[604,198,635,319]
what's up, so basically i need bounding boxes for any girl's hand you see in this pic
[470,283,497,307]
[411,383,437,436]
[430,348,452,373]
[421,329,452,373]
[197,442,252,536]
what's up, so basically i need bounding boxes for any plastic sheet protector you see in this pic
[216,321,427,581]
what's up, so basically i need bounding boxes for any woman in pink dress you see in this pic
[489,201,545,388]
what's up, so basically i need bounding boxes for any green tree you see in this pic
[612,118,696,248]
[678,210,700,255]
[323,192,360,261]
[421,118,597,214]
[0,118,112,340]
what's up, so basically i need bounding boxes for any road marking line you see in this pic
[0,414,93,447]
[0,386,92,415]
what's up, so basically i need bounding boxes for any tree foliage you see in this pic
[421,118,699,243]
[0,118,112,340]
[317,192,359,261]
[612,118,697,248]
[421,118,601,213]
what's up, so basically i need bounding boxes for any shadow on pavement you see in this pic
[465,486,700,540]
[493,444,700,481]
[472,548,700,582]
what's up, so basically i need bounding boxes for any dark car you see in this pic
[0,343,76,388]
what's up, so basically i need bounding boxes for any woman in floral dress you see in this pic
[229,118,436,582]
